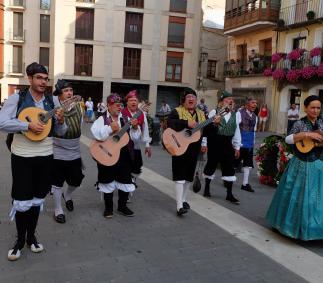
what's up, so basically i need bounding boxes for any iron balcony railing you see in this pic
[275,51,322,70]
[279,0,323,27]
[224,56,272,77]
[224,0,280,31]
[8,63,25,74]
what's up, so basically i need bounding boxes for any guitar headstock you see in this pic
[61,95,82,112]
[138,102,151,113]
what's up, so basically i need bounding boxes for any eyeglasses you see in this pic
[33,75,50,82]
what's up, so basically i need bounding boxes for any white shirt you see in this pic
[91,111,141,142]
[85,101,94,111]
[207,109,242,150]
[127,109,151,148]
[287,109,299,121]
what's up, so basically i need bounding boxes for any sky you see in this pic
[202,0,225,28]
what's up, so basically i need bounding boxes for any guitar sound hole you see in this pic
[184,129,192,137]
[112,135,120,142]
[38,113,46,123]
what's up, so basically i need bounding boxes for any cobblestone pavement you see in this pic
[0,126,317,283]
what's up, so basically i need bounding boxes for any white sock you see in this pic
[52,186,64,216]
[182,182,190,203]
[242,167,250,186]
[175,183,184,211]
[64,185,77,201]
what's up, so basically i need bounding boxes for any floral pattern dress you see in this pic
[266,117,323,240]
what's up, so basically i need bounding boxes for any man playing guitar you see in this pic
[167,88,219,216]
[121,90,152,190]
[202,90,241,204]
[0,62,67,261]
[91,93,141,218]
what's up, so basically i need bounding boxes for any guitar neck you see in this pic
[116,110,142,138]
[41,107,59,123]
[191,108,229,134]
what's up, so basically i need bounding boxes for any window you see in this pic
[207,60,217,78]
[74,44,93,76]
[12,45,23,73]
[13,12,23,40]
[40,15,50,42]
[40,0,50,10]
[123,48,141,79]
[166,51,183,82]
[293,37,306,49]
[39,47,49,71]
[125,12,143,44]
[290,89,301,109]
[75,8,94,40]
[126,0,144,8]
[168,16,185,47]
[170,0,187,13]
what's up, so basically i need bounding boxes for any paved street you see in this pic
[0,126,322,282]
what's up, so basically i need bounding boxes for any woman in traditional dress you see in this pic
[266,95,323,240]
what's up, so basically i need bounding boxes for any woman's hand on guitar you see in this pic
[187,120,197,128]
[55,109,65,125]
[307,132,323,142]
[213,115,221,125]
[28,121,44,134]
[110,121,120,133]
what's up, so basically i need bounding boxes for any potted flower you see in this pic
[272,53,283,64]
[310,47,322,58]
[272,68,285,80]
[317,63,323,77]
[301,66,317,79]
[286,69,301,83]
[263,68,273,76]
[307,11,315,20]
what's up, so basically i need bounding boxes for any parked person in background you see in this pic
[80,98,85,116]
[287,103,299,134]
[258,104,269,132]
[85,97,94,123]
[197,98,209,116]
[97,100,107,118]
[160,100,171,114]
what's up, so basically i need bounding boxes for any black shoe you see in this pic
[226,195,240,205]
[117,206,134,217]
[183,202,190,210]
[7,240,24,261]
[241,184,255,193]
[177,208,188,216]
[65,200,74,211]
[103,210,113,218]
[54,214,66,224]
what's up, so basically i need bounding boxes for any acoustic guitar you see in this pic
[90,103,150,166]
[162,107,230,156]
[295,134,323,153]
[18,95,81,141]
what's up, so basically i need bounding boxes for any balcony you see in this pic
[7,0,25,10]
[277,0,323,30]
[266,47,323,86]
[224,0,280,35]
[7,63,24,76]
[6,29,25,43]
[224,56,272,78]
